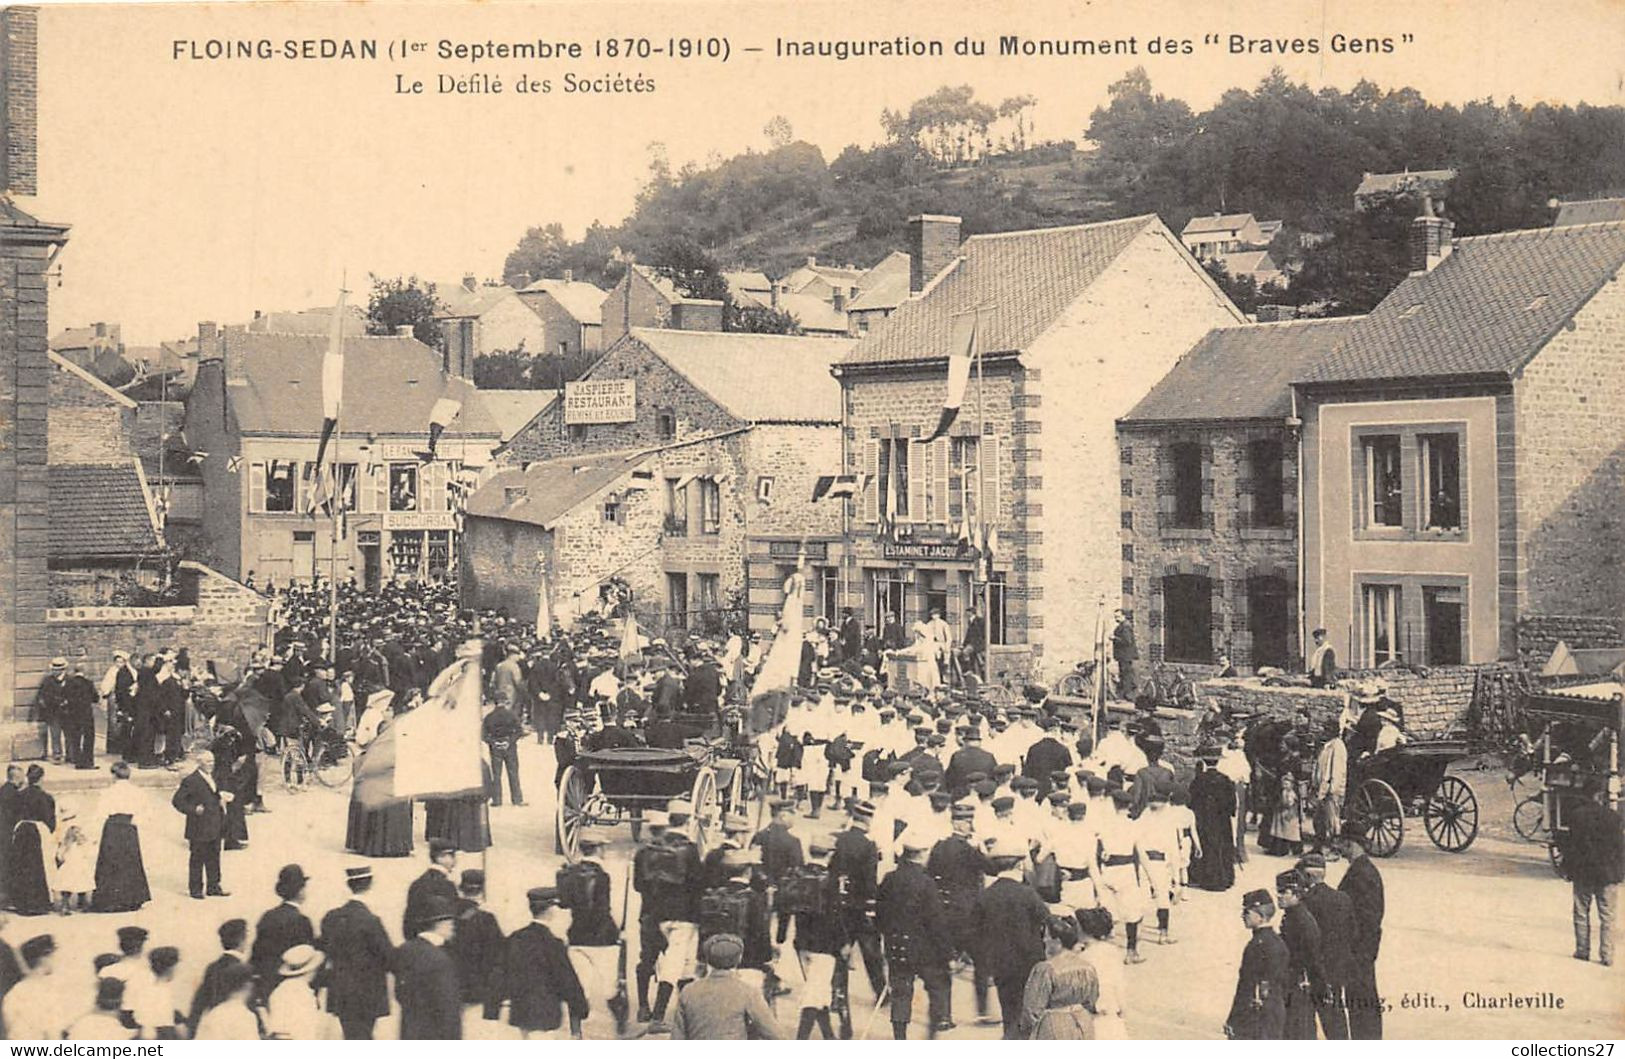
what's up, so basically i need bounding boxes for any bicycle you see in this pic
[279,726,353,790]
[1512,793,1547,842]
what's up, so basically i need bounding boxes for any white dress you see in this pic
[1081,942,1128,1039]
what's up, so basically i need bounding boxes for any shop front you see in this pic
[744,536,846,633]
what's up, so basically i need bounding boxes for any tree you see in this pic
[502,223,569,286]
[727,302,802,335]
[471,349,534,389]
[366,275,443,348]
[647,234,730,302]
[1288,197,1415,315]
[763,115,794,148]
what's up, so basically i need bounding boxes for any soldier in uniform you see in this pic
[875,838,952,1039]
[645,805,704,1033]
[1298,851,1356,1038]
[1224,888,1289,1040]
[1338,817,1386,1039]
[1275,869,1325,1040]
[751,798,805,884]
[927,803,992,1021]
[830,800,887,1007]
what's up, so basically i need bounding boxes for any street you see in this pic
[9,745,1618,1040]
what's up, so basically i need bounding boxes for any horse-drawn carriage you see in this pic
[554,708,770,862]
[1347,738,1481,856]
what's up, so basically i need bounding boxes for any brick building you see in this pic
[184,325,501,589]
[600,265,724,349]
[1298,214,1625,667]
[833,214,1244,680]
[469,328,847,633]
[1117,317,1358,670]
[515,272,607,359]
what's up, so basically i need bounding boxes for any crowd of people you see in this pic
[1,572,1617,1041]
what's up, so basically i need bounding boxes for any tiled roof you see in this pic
[1554,198,1625,228]
[49,351,137,408]
[1298,221,1625,385]
[722,270,773,296]
[1355,169,1456,198]
[224,333,501,437]
[466,452,645,529]
[519,278,608,324]
[49,461,163,559]
[774,292,849,333]
[245,306,367,336]
[1216,250,1281,278]
[1123,317,1361,424]
[50,326,107,351]
[1182,213,1257,236]
[479,389,558,442]
[623,328,847,423]
[633,265,718,307]
[842,215,1160,365]
[433,282,517,319]
[847,251,912,312]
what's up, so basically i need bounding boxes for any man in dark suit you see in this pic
[1110,608,1138,701]
[830,801,886,1009]
[187,918,248,1033]
[969,842,1049,1038]
[171,750,230,899]
[1338,818,1386,1038]
[318,866,394,1040]
[875,839,952,1039]
[250,864,315,993]
[1274,870,1325,1040]
[1298,852,1356,1039]
[1020,718,1072,798]
[650,663,685,716]
[839,609,864,666]
[684,657,722,713]
[944,727,997,798]
[395,895,463,1039]
[449,869,506,1021]
[501,887,589,1039]
[62,663,100,770]
[750,799,805,884]
[927,806,992,1019]
[404,839,460,939]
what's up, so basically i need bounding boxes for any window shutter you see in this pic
[931,438,950,524]
[980,435,1002,525]
[375,465,388,513]
[907,439,926,523]
[862,439,879,524]
[423,462,444,511]
[358,465,376,513]
[249,462,265,513]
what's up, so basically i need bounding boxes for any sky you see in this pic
[24,0,1625,344]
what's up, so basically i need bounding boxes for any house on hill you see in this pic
[834,213,1244,680]
[846,251,913,336]
[600,264,725,348]
[1181,213,1271,260]
[470,328,849,632]
[434,276,549,376]
[1354,168,1456,210]
[516,272,608,359]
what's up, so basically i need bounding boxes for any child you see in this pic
[1168,786,1199,902]
[54,812,97,914]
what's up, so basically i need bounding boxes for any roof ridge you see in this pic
[1212,315,1365,331]
[629,327,852,344]
[1457,219,1625,243]
[963,214,1157,243]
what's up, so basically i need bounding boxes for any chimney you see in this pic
[394,324,415,338]
[1409,194,1454,274]
[806,255,817,268]
[462,273,477,292]
[907,214,963,294]
[253,309,263,320]
[94,322,106,338]
[197,321,221,361]
[562,268,573,284]
[513,271,532,289]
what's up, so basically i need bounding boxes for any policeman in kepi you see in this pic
[876,837,953,1039]
[1226,888,1290,1040]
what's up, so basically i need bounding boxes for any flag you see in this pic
[422,375,470,460]
[811,474,871,503]
[748,561,807,729]
[981,524,999,578]
[924,312,977,443]
[619,613,641,660]
[352,641,486,808]
[226,455,244,473]
[535,564,553,636]
[314,289,348,470]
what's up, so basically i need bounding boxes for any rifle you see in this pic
[607,853,634,1036]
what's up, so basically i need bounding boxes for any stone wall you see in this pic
[1515,615,1625,669]
[48,358,134,462]
[1,8,38,197]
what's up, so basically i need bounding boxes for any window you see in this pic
[1247,575,1292,669]
[1170,442,1204,528]
[1363,435,1403,527]
[699,478,721,535]
[948,437,980,522]
[816,566,839,620]
[857,316,870,333]
[1162,574,1214,663]
[696,573,721,622]
[1362,583,1402,667]
[756,476,774,504]
[663,478,687,535]
[667,573,689,628]
[262,460,297,513]
[656,408,676,440]
[979,574,1008,646]
[426,530,453,578]
[1248,438,1285,527]
[1420,433,1461,530]
[334,463,359,512]
[569,423,587,442]
[1423,586,1464,665]
[603,498,621,523]
[388,464,419,512]
[873,572,910,631]
[883,438,911,519]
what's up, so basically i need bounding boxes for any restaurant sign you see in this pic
[564,379,637,424]
[768,540,828,560]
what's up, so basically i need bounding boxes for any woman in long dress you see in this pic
[8,765,56,915]
[93,760,152,912]
[1019,915,1100,1039]
[1188,755,1237,891]
[1075,906,1128,1040]
[345,696,415,857]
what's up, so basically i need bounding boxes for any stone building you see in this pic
[599,265,725,349]
[184,324,501,589]
[434,276,548,375]
[1297,214,1625,667]
[515,272,607,360]
[467,328,847,633]
[833,213,1245,680]
[1117,317,1358,670]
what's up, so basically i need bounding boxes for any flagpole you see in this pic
[976,306,992,687]
[328,280,347,667]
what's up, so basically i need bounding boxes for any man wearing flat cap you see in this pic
[450,869,506,1021]
[1225,889,1289,1040]
[971,838,1050,1038]
[395,894,462,1039]
[318,866,393,1039]
[668,934,784,1040]
[500,888,589,1039]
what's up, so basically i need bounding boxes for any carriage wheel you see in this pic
[555,765,589,862]
[1512,796,1546,843]
[689,767,721,858]
[1423,776,1479,852]
[1354,778,1405,857]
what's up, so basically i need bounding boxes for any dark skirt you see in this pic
[93,814,151,911]
[423,795,489,853]
[346,796,415,857]
[8,822,52,915]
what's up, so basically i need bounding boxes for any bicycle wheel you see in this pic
[1512,795,1545,842]
[312,743,351,789]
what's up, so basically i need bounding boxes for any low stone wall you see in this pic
[1516,615,1625,668]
